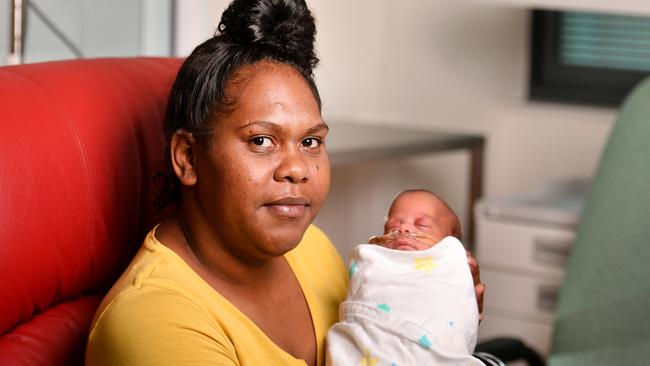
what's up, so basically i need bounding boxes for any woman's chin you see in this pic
[257,226,309,255]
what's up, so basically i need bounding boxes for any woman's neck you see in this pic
[159,214,284,287]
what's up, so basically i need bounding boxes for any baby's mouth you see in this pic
[392,236,420,250]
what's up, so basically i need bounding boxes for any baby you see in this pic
[327,189,483,365]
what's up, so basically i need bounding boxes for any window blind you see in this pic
[560,12,650,73]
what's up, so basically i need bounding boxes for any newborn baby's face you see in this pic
[370,191,449,251]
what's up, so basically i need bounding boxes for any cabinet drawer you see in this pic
[482,269,560,322]
[476,219,575,278]
[479,313,552,357]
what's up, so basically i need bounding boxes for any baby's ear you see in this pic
[170,129,198,186]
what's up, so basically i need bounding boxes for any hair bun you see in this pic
[218,0,318,73]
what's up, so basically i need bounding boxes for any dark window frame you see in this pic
[529,10,649,106]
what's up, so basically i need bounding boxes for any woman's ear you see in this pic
[171,129,198,186]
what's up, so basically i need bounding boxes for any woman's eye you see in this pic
[301,137,320,149]
[250,136,273,148]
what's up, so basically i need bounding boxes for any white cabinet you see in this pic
[475,179,588,358]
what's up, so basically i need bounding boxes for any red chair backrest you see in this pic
[0,57,182,365]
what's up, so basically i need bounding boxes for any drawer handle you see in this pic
[537,285,559,312]
[533,236,574,268]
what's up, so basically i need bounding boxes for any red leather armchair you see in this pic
[0,57,182,365]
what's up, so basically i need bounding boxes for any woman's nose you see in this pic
[274,147,309,183]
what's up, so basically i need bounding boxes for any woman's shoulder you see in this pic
[87,229,238,364]
[90,228,221,329]
[87,281,237,365]
[90,230,207,318]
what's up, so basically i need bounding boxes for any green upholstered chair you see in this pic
[476,77,650,366]
[547,76,650,365]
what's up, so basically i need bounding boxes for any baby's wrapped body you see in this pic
[326,236,483,365]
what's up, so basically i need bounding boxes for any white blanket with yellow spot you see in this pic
[326,237,482,365]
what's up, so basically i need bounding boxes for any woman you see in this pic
[86,0,484,365]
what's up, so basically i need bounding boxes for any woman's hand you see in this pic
[466,250,485,321]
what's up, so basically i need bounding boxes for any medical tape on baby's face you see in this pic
[368,231,438,247]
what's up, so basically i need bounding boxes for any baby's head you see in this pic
[371,189,461,251]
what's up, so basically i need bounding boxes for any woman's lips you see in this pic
[264,197,309,218]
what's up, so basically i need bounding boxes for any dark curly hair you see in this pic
[154,0,322,209]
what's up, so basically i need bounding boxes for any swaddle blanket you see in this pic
[326,236,482,365]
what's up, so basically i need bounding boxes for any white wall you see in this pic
[173,0,619,256]
[173,0,228,56]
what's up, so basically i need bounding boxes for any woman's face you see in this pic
[191,61,330,261]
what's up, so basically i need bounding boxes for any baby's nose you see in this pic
[398,224,413,233]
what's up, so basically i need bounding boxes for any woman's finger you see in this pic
[466,250,485,320]
[475,282,485,319]
[466,250,481,285]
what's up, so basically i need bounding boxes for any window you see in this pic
[530,10,650,106]
[2,0,173,65]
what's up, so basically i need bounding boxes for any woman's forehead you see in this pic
[229,61,309,101]
[215,61,323,132]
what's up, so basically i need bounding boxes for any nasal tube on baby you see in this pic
[368,231,438,246]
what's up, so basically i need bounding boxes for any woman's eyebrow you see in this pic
[237,121,329,134]
[307,122,329,135]
[238,120,277,131]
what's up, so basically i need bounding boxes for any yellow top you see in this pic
[86,225,347,366]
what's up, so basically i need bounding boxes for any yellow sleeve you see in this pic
[86,286,238,366]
